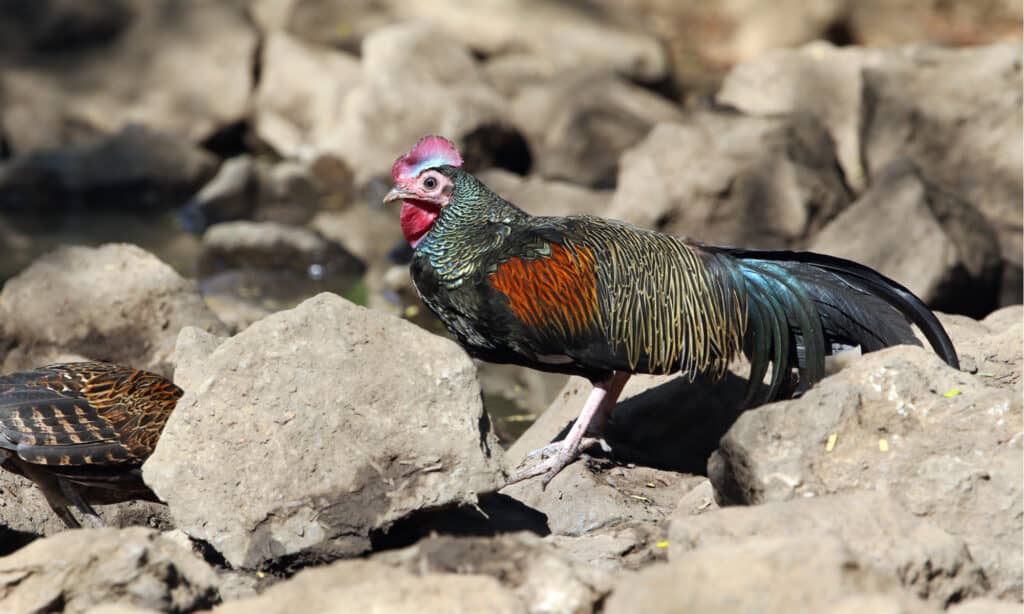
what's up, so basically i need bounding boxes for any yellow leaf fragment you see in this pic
[825,432,838,452]
[334,21,353,38]
[942,389,961,398]
[655,541,670,549]
[878,438,889,452]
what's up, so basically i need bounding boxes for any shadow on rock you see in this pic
[562,373,754,476]
[370,493,551,553]
[0,526,37,556]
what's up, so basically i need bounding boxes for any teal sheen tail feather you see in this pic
[707,247,959,405]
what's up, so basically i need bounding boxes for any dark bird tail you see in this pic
[704,247,959,405]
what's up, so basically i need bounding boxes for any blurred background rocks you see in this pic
[1,0,1017,439]
[0,1,1019,611]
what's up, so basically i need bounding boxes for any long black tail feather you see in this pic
[707,246,959,405]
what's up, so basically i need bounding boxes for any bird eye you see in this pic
[423,176,438,189]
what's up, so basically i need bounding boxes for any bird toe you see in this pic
[81,512,105,529]
[524,442,562,461]
[507,442,583,489]
[525,436,611,462]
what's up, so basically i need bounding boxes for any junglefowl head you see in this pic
[385,135,463,247]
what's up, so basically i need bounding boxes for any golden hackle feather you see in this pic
[582,221,748,378]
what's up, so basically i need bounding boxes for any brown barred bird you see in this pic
[385,136,959,487]
[0,362,181,528]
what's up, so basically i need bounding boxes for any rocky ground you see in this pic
[0,1,1021,613]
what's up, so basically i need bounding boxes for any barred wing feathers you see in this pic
[0,363,181,468]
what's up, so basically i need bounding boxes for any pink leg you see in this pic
[507,372,630,488]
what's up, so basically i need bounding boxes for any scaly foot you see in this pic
[524,437,612,460]
[508,437,615,488]
[507,441,576,488]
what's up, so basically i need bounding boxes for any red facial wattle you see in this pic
[400,200,441,247]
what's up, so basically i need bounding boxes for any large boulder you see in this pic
[718,41,889,192]
[709,342,1022,598]
[0,527,219,614]
[668,491,988,605]
[606,114,851,249]
[0,0,256,153]
[0,243,227,376]
[605,536,934,614]
[502,69,683,187]
[861,44,1022,274]
[321,22,512,183]
[253,31,363,160]
[144,293,505,569]
[810,159,1002,317]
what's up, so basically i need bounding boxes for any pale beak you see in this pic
[383,186,414,203]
